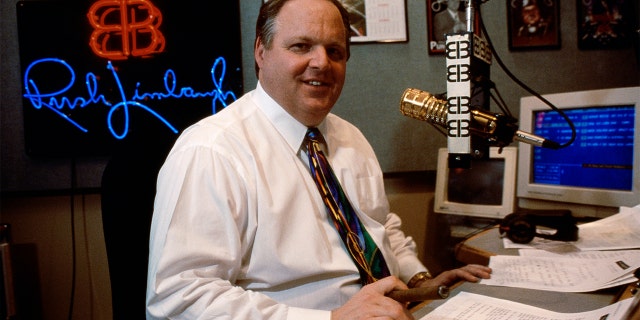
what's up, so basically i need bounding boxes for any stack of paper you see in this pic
[420,291,635,320]
[479,250,640,292]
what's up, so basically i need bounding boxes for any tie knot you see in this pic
[305,127,327,155]
[306,127,322,142]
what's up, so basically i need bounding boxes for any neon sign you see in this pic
[22,57,236,139]
[17,0,243,156]
[87,0,166,60]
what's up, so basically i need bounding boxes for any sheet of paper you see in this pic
[575,206,640,251]
[479,255,640,292]
[517,249,640,288]
[420,291,634,320]
[518,249,640,261]
[518,248,640,269]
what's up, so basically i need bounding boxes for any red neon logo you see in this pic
[87,0,165,60]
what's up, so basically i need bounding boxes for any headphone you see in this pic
[499,209,579,244]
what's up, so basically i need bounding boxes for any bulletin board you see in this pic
[16,0,244,157]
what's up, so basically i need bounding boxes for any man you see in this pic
[433,0,467,42]
[146,0,491,319]
[516,0,549,39]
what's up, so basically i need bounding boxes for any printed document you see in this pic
[420,291,634,320]
[479,254,640,292]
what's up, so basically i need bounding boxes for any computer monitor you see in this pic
[434,147,518,218]
[517,86,640,218]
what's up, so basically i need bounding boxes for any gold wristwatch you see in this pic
[407,271,433,288]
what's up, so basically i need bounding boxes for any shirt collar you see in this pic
[252,82,327,154]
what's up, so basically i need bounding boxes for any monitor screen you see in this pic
[434,147,518,218]
[517,87,640,218]
[532,106,634,191]
[447,159,505,205]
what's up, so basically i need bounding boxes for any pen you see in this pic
[387,285,450,303]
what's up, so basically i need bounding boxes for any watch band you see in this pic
[407,271,433,288]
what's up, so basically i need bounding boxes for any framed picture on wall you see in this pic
[342,0,408,43]
[264,0,408,43]
[427,0,480,55]
[577,0,635,50]
[507,0,560,50]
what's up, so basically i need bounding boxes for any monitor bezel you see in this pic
[517,86,640,218]
[434,147,518,218]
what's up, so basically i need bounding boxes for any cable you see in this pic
[490,86,511,117]
[475,0,577,148]
[80,194,95,319]
[68,156,77,320]
[430,122,448,137]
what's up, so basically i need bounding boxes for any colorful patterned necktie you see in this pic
[305,127,390,286]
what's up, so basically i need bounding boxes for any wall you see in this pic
[0,193,111,320]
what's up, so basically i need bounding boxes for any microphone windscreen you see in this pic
[399,88,448,126]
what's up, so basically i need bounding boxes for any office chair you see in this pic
[101,132,174,319]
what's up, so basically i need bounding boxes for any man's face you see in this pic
[255,0,348,127]
[521,5,541,25]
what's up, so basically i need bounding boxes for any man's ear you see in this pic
[254,37,265,69]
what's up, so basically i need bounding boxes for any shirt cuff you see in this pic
[398,257,429,284]
[287,307,331,320]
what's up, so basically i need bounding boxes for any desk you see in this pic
[412,226,639,318]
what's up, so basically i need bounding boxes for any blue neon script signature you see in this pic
[22,57,237,139]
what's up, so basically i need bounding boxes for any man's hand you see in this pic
[416,264,492,288]
[331,276,415,320]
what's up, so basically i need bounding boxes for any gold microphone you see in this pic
[399,88,448,127]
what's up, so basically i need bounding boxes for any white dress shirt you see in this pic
[146,83,427,319]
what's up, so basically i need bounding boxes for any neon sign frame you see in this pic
[16,0,244,157]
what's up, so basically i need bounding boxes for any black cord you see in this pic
[431,122,448,137]
[491,87,511,117]
[68,157,77,320]
[476,1,577,148]
[462,221,498,240]
[489,91,506,114]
